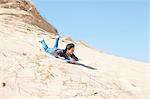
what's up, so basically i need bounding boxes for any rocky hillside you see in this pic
[0,0,58,35]
[0,0,150,99]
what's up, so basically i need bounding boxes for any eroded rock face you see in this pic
[0,0,58,35]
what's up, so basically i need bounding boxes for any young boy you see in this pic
[39,36,78,63]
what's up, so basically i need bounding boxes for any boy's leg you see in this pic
[46,48,53,53]
[40,39,53,53]
[53,36,60,49]
[40,39,48,51]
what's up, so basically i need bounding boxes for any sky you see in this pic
[31,0,149,63]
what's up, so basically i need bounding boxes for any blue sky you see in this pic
[32,0,149,63]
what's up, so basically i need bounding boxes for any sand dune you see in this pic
[0,1,150,99]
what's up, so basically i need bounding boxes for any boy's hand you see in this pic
[65,59,77,64]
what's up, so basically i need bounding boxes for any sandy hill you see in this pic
[0,0,149,99]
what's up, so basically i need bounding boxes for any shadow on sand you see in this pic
[68,62,97,70]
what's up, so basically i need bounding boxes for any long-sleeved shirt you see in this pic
[50,48,78,61]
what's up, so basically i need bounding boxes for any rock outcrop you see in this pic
[0,0,58,35]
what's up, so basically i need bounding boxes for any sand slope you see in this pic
[0,3,150,99]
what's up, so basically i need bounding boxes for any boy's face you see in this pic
[67,47,74,55]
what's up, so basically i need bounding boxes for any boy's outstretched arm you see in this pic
[71,54,79,61]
